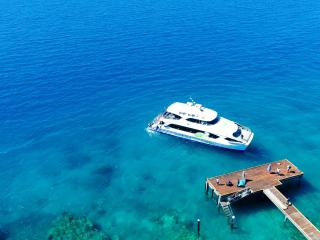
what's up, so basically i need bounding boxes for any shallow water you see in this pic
[1,0,320,239]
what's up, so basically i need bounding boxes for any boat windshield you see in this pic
[233,128,242,138]
[163,111,181,120]
[207,116,220,125]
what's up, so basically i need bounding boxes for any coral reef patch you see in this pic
[48,212,110,240]
[152,211,199,240]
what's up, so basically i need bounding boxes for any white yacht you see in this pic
[147,101,254,150]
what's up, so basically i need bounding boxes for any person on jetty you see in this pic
[287,165,292,173]
[241,171,246,180]
[226,180,233,186]
[267,164,272,173]
[216,178,220,185]
[276,167,280,175]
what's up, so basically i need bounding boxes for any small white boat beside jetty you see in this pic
[147,101,254,150]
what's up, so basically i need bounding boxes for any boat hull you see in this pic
[148,127,254,151]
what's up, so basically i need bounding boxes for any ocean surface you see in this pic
[1,0,320,239]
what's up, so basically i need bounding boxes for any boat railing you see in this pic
[147,113,162,130]
[236,122,251,132]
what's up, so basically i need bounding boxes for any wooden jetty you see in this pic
[205,159,320,240]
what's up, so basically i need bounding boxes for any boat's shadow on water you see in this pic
[169,135,273,163]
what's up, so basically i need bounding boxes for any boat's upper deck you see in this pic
[166,102,218,121]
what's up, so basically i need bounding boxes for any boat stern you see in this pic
[146,114,163,133]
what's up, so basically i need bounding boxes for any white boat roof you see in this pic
[166,102,218,121]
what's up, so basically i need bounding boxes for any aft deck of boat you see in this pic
[205,159,320,240]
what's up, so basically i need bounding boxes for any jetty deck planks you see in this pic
[206,159,303,197]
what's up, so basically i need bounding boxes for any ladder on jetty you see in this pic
[220,202,237,228]
[263,187,320,240]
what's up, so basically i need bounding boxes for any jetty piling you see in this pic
[205,159,320,239]
[197,218,200,239]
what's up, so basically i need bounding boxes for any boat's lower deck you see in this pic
[148,125,252,150]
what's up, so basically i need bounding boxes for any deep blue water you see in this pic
[1,0,320,239]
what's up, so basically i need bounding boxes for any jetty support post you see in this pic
[217,196,221,213]
[205,179,209,194]
[197,219,200,239]
[217,195,221,206]
[230,215,236,229]
[298,175,302,187]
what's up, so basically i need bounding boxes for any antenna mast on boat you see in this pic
[189,97,196,105]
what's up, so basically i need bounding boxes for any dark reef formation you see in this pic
[63,144,92,170]
[48,212,110,240]
[92,165,116,188]
[0,229,8,240]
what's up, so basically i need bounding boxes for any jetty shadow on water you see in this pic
[232,192,275,216]
[279,178,318,200]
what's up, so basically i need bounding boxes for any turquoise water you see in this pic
[1,0,320,239]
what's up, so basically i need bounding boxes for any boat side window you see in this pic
[186,118,202,124]
[187,116,220,125]
[209,133,219,139]
[225,137,242,143]
[232,128,242,138]
[168,124,219,139]
[168,124,202,134]
[163,111,181,120]
[207,116,220,125]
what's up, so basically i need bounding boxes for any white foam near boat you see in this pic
[147,101,254,150]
